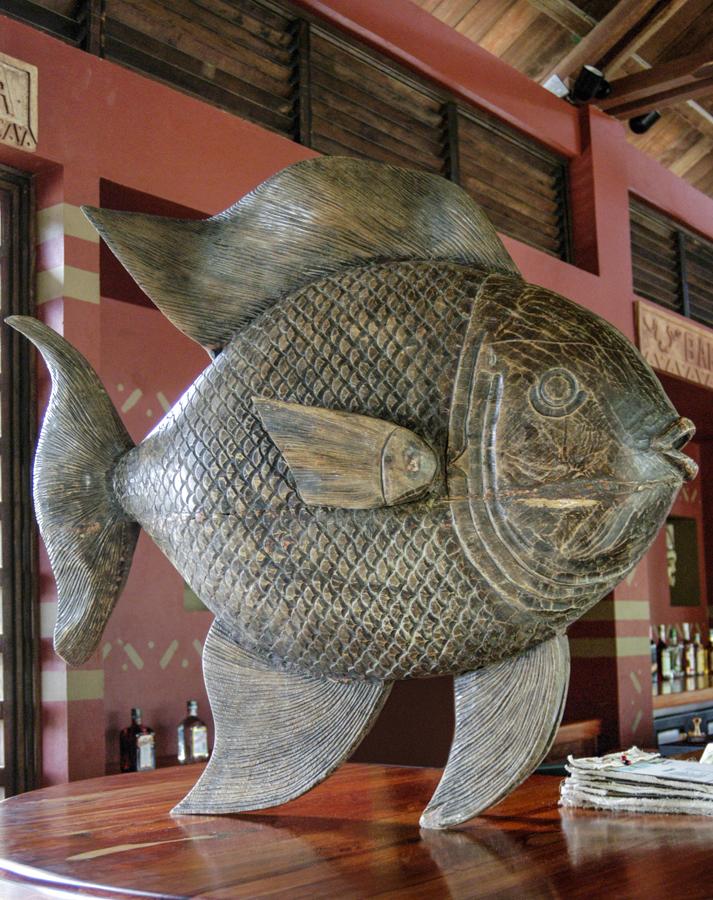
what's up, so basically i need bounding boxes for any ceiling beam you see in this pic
[605,0,689,76]
[536,0,713,141]
[541,0,663,82]
[601,76,713,118]
[599,47,713,117]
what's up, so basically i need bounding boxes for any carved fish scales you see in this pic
[114,261,555,682]
[7,158,697,828]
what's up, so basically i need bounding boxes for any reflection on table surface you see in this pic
[0,763,712,898]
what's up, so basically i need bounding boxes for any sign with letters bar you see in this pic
[636,300,713,389]
[0,51,37,152]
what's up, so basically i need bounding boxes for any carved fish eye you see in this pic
[530,368,587,418]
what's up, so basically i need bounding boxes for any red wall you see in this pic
[1,3,712,779]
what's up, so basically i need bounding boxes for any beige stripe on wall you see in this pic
[582,599,650,622]
[37,265,100,305]
[37,203,99,244]
[569,636,650,659]
[41,669,105,702]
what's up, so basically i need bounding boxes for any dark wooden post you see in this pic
[295,19,312,147]
[677,230,691,319]
[444,102,460,184]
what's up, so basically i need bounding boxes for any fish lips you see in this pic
[652,416,698,482]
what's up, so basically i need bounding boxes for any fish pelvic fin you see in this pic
[420,635,569,829]
[83,157,519,355]
[173,620,391,814]
[5,316,139,666]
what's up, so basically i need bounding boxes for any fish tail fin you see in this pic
[6,316,139,665]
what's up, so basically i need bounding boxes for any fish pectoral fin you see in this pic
[253,397,437,509]
[420,635,569,829]
[172,620,391,815]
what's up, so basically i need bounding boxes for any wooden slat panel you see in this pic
[630,200,681,311]
[458,150,561,216]
[310,103,443,170]
[458,110,569,259]
[458,133,561,195]
[309,31,446,174]
[460,173,563,239]
[685,236,713,326]
[311,125,439,170]
[189,0,295,52]
[310,35,444,129]
[103,0,298,138]
[108,0,294,91]
[104,20,295,129]
[632,267,680,309]
[0,0,83,44]
[310,82,444,158]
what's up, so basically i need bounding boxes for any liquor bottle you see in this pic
[657,625,671,681]
[120,708,156,772]
[694,627,708,676]
[650,625,657,683]
[668,626,683,678]
[177,700,210,764]
[682,623,697,677]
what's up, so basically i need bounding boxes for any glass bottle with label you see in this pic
[694,627,708,676]
[668,626,683,679]
[120,707,156,772]
[177,700,210,764]
[682,623,697,677]
[657,624,672,681]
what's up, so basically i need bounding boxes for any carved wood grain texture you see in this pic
[173,620,391,814]
[421,634,569,828]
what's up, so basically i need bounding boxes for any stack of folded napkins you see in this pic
[560,746,713,816]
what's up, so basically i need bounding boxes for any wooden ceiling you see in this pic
[413,0,713,197]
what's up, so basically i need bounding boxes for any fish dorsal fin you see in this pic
[253,397,437,509]
[83,157,519,354]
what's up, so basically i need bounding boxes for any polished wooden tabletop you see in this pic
[1,762,713,898]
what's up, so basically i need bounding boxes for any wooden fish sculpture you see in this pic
[8,158,697,828]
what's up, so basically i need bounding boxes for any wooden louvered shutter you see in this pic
[630,200,681,312]
[0,0,90,45]
[103,0,299,138]
[456,110,570,260]
[683,232,713,328]
[308,30,447,174]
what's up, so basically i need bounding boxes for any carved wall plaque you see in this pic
[636,300,713,389]
[0,52,38,152]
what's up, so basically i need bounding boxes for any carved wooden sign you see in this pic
[636,300,713,389]
[0,52,38,152]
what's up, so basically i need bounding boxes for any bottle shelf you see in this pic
[653,677,713,710]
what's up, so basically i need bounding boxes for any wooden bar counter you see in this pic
[1,762,713,898]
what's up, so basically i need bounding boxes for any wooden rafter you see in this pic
[605,0,690,76]
[602,76,713,118]
[599,47,713,118]
[541,0,663,82]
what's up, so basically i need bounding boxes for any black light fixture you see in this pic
[629,110,661,134]
[569,65,612,104]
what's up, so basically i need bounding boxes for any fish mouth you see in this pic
[652,417,697,482]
